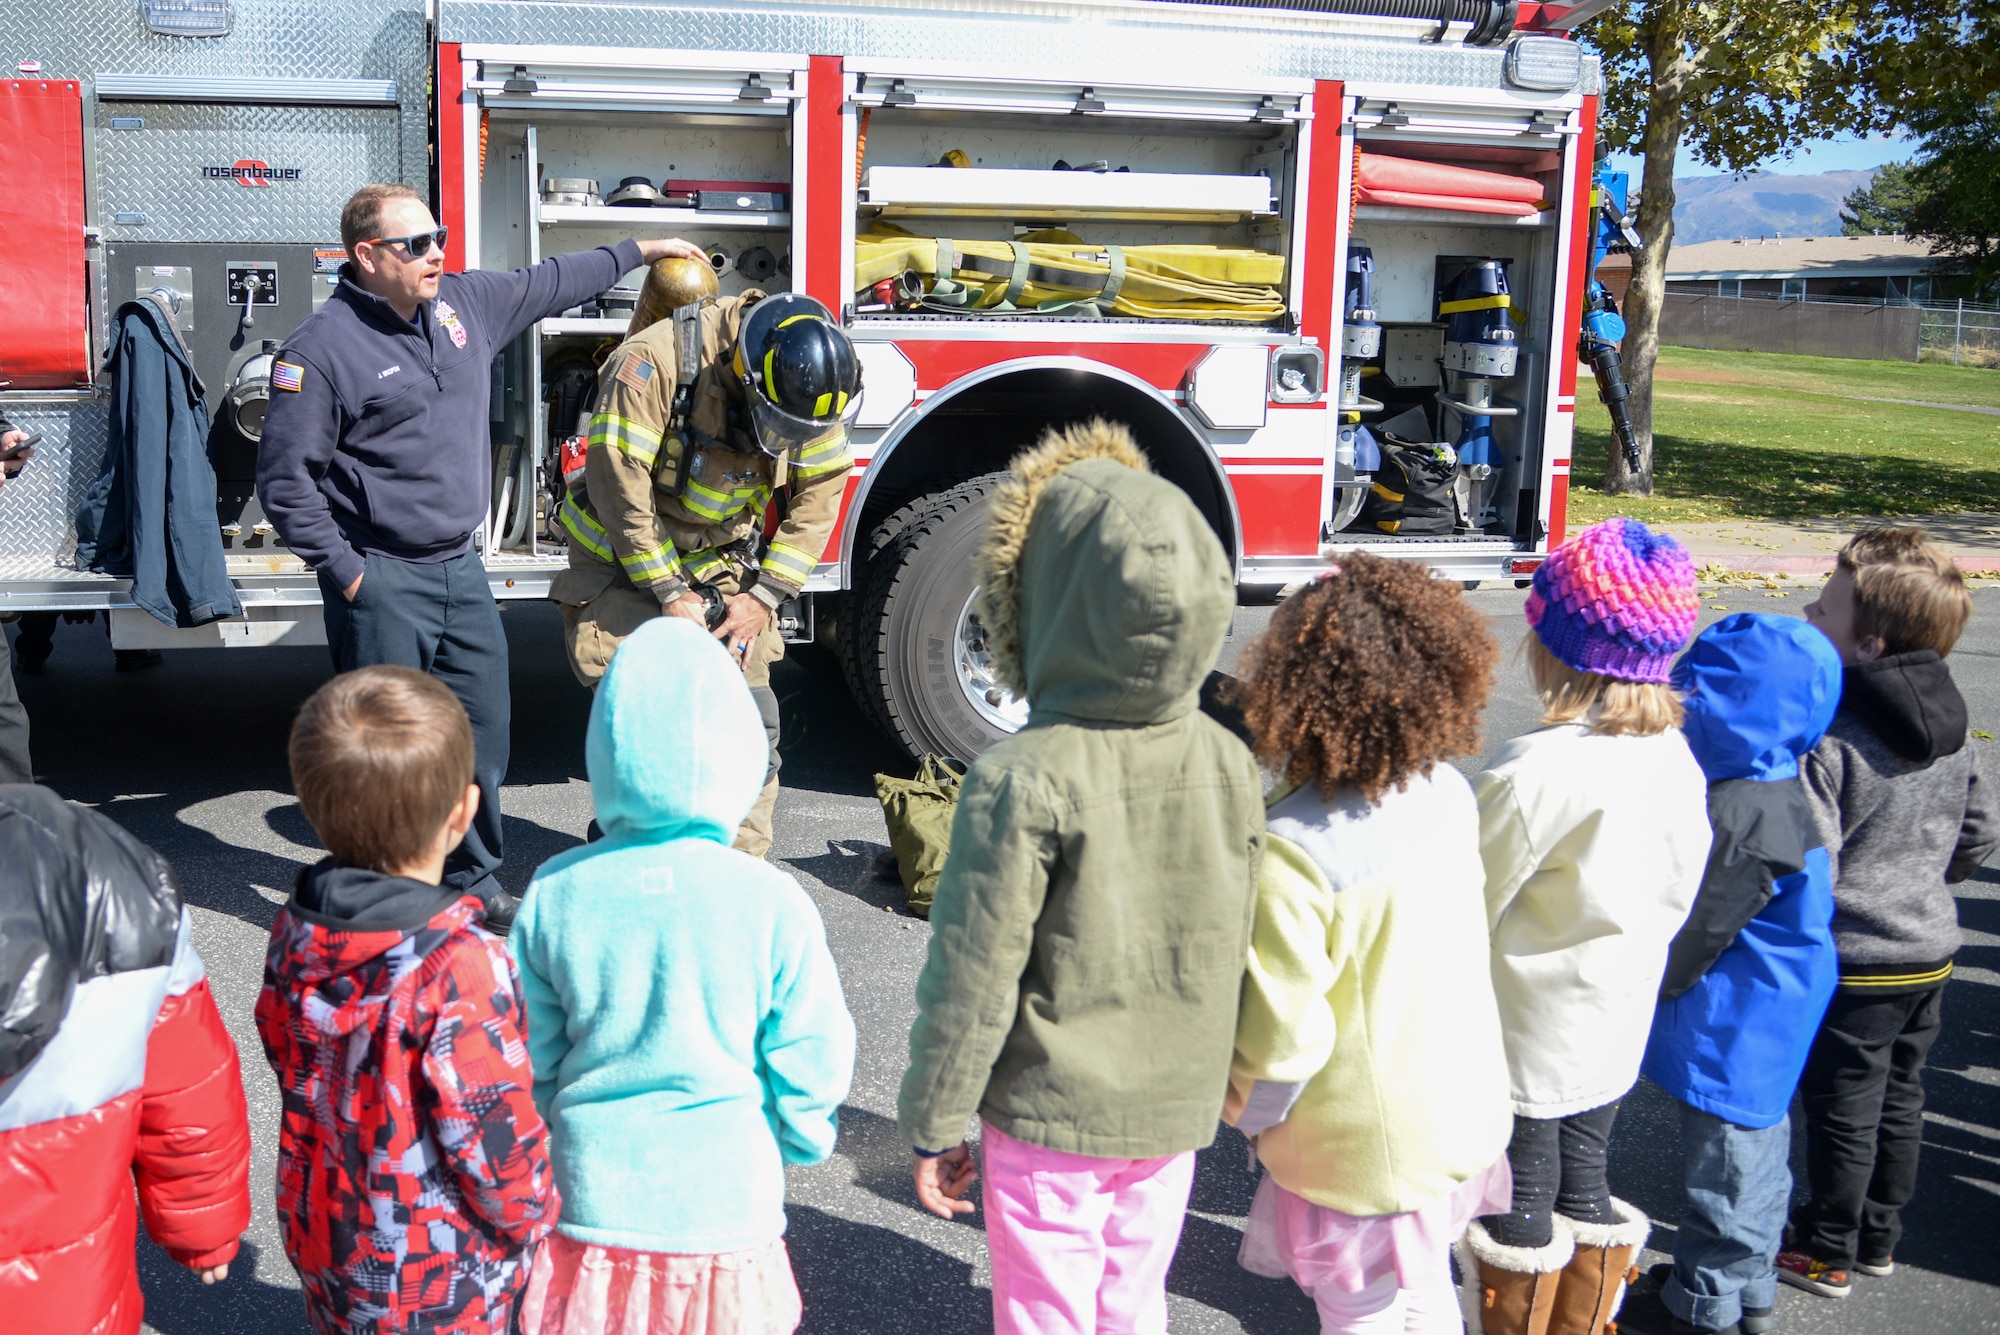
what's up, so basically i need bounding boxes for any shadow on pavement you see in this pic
[831,1103,935,1208]
[138,1235,304,1335]
[787,1203,987,1334]
[787,839,905,912]
[1189,1126,1263,1219]
[1170,1213,1316,1332]
[771,646,913,799]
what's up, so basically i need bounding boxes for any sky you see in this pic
[1605,131,1914,183]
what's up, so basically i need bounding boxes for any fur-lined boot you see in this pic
[1458,1217,1575,1335]
[1548,1198,1651,1335]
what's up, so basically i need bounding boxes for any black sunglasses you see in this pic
[365,227,449,258]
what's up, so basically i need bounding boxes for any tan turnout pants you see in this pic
[557,574,784,857]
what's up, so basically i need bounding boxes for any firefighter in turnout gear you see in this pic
[551,259,861,856]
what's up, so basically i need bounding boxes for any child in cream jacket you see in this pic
[1467,519,1711,1335]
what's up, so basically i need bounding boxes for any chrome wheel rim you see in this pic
[956,588,1029,732]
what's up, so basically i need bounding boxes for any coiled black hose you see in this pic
[1147,0,1519,47]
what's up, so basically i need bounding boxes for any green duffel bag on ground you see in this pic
[873,754,966,918]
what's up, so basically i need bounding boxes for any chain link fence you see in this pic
[1919,300,2000,368]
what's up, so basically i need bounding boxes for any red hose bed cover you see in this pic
[0,80,89,387]
[1356,151,1547,217]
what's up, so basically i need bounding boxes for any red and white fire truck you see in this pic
[0,0,1614,760]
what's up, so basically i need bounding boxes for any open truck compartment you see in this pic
[846,76,1299,327]
[468,57,807,562]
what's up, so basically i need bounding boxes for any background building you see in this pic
[1664,234,1973,304]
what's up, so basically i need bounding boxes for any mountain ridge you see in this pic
[1665,169,1881,245]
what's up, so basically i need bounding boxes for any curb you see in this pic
[1684,555,2000,577]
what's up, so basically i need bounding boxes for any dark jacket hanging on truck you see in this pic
[74,294,242,628]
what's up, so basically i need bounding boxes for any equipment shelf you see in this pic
[860,165,1272,224]
[539,317,631,336]
[1352,204,1553,229]
[537,204,790,229]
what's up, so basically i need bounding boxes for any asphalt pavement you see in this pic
[8,581,1997,1334]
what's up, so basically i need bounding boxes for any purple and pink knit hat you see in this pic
[1526,518,1700,683]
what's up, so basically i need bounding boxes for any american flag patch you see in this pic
[615,354,654,394]
[272,360,305,392]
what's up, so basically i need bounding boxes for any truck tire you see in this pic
[830,465,997,736]
[847,472,1023,762]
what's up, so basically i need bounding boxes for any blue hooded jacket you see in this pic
[510,618,855,1253]
[1642,614,1843,1128]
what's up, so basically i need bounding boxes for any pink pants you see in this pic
[1310,1271,1462,1335]
[980,1121,1197,1335]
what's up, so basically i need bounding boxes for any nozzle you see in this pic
[1586,340,1641,472]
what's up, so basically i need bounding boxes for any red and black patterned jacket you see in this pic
[0,785,252,1335]
[256,861,556,1335]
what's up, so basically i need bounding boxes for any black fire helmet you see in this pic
[732,293,862,459]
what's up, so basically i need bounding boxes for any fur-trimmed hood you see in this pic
[975,419,1233,727]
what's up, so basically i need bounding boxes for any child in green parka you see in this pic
[897,419,1266,1335]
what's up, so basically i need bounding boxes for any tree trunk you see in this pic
[1607,15,1692,498]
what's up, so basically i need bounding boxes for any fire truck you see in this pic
[0,0,1614,761]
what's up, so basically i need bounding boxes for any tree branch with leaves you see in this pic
[1581,2,1884,496]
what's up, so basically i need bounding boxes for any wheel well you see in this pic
[849,364,1237,568]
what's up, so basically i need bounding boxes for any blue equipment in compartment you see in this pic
[1437,257,1519,529]
[1338,241,1384,475]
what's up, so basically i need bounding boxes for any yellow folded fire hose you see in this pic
[855,224,1286,322]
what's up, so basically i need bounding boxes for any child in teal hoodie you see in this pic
[509,617,856,1335]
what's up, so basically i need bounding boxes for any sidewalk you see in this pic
[1658,513,2000,579]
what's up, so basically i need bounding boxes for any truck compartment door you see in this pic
[0,79,89,388]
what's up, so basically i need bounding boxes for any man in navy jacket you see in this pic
[258,183,704,928]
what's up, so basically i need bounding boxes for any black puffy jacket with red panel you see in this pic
[0,784,252,1335]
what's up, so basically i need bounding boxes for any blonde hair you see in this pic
[1527,637,1683,737]
[1837,526,1972,656]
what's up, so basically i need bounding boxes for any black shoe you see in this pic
[1741,1306,1775,1335]
[1617,1274,1742,1335]
[482,887,521,936]
[16,653,46,676]
[114,648,164,672]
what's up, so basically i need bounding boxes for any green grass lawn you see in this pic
[1569,346,2000,526]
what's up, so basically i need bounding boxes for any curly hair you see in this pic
[1238,552,1499,803]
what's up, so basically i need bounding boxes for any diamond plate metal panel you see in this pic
[0,400,108,564]
[96,103,403,242]
[441,0,1598,95]
[6,0,432,190]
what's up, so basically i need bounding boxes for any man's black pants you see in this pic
[318,550,508,904]
[0,623,31,784]
[1792,984,1945,1268]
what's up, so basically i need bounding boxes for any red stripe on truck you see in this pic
[436,44,466,274]
[803,56,846,310]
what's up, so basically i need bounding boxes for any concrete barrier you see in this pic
[1658,293,1922,362]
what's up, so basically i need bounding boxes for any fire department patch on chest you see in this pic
[272,361,304,392]
[435,300,468,349]
[616,354,655,394]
